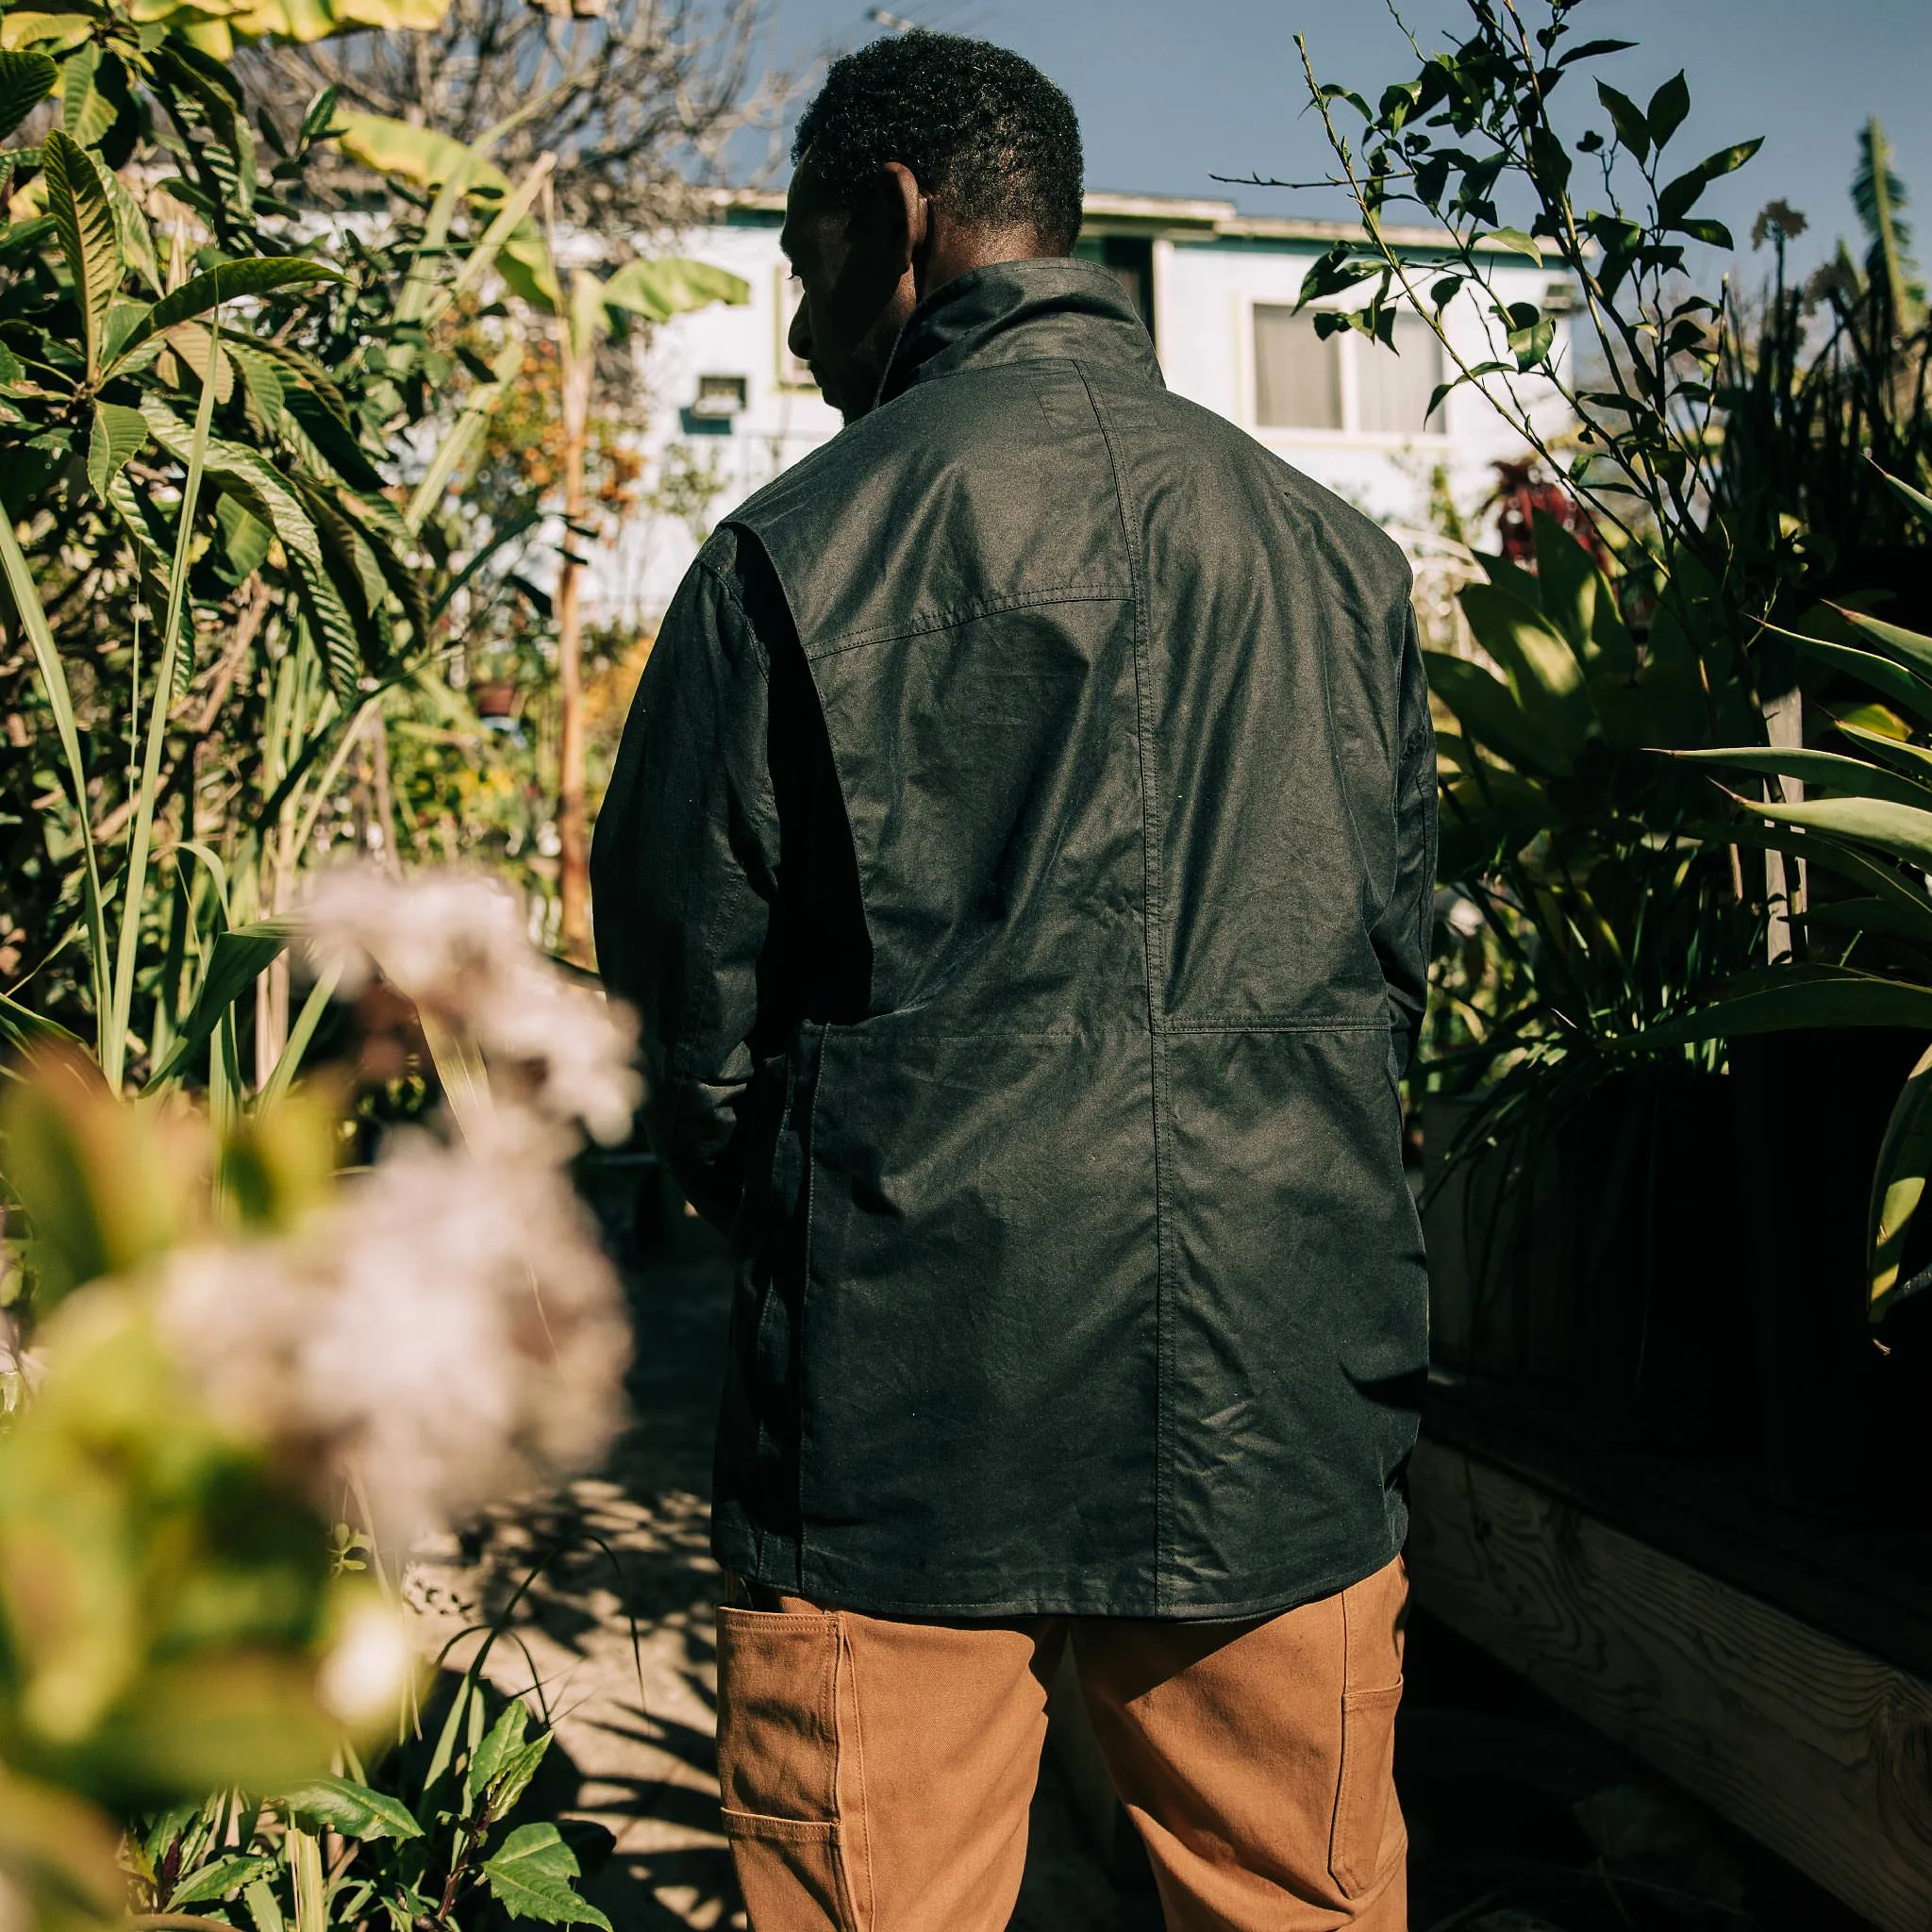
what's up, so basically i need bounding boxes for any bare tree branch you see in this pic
[243,0,800,236]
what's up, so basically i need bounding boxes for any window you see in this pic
[1356,312,1444,434]
[690,374,747,420]
[1252,303,1445,437]
[1254,304,1341,430]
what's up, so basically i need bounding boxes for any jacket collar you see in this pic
[875,257,1163,408]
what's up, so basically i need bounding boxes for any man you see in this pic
[592,31,1434,1932]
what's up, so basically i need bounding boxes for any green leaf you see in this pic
[1666,745,1932,809]
[483,1732,551,1824]
[1504,306,1556,371]
[481,1824,611,1930]
[1557,38,1637,66]
[1798,896,1932,946]
[215,491,271,579]
[599,256,749,324]
[42,130,121,383]
[244,1879,285,1932]
[148,920,294,1086]
[1657,141,1764,227]
[0,986,90,1071]
[278,1776,425,1843]
[1879,468,1932,534]
[0,49,58,142]
[1726,787,1932,870]
[1646,71,1690,149]
[1295,242,1380,310]
[1474,548,1543,613]
[1828,603,1932,683]
[170,1854,274,1907]
[103,166,161,295]
[1480,226,1544,265]
[334,108,511,194]
[0,461,112,1036]
[142,397,325,572]
[1528,509,1609,666]
[1597,82,1650,161]
[1721,822,1932,929]
[466,1699,530,1800]
[228,340,287,435]
[86,400,145,503]
[1870,1041,1932,1319]
[1423,650,1560,777]
[109,258,343,372]
[58,40,113,146]
[1834,718,1932,789]
[1633,963,1932,1051]
[1780,626,1932,726]
[1458,582,1592,766]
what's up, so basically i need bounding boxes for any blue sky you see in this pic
[761,1,1932,281]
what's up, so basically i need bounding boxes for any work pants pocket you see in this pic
[716,1605,863,1931]
[1328,1557,1407,1901]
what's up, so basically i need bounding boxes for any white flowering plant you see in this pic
[0,869,640,1931]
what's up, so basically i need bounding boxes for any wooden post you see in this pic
[551,202,594,967]
[1764,681,1806,962]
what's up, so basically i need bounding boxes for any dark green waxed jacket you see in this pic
[591,258,1435,1619]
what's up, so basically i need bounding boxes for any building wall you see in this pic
[588,197,1570,622]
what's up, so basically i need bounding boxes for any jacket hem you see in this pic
[710,1517,1406,1623]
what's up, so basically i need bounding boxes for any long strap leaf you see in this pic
[148,919,294,1086]
[0,508,111,1045]
[1870,1041,1932,1321]
[106,316,223,1091]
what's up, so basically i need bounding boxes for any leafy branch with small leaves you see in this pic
[1233,0,1761,578]
[132,1679,610,1932]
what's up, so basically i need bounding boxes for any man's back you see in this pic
[595,258,1435,1620]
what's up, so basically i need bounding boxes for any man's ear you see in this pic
[878,160,928,279]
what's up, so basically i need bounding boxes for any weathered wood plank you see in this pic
[1408,1436,1932,1932]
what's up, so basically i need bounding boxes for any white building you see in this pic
[591,191,1571,621]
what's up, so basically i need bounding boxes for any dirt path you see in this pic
[406,1231,1158,1932]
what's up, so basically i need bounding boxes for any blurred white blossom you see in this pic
[142,868,641,1541]
[156,1122,628,1541]
[318,1597,416,1726]
[303,870,641,1145]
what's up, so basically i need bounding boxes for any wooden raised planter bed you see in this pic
[1410,1370,1932,1932]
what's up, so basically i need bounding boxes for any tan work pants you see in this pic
[716,1557,1407,1931]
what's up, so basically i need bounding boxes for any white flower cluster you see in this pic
[157,1128,629,1541]
[303,870,641,1146]
[148,868,641,1543]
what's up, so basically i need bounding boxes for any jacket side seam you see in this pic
[802,584,1132,659]
[1075,359,1176,1615]
[794,1023,825,1595]
[1286,491,1380,939]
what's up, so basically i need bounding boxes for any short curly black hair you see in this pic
[792,32,1084,254]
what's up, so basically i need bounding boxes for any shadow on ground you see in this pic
[405,1206,1874,1932]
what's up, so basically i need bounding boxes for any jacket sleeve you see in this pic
[591,542,779,1226]
[1374,604,1439,1073]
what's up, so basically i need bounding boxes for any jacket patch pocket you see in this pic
[1328,1679,1404,1898]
